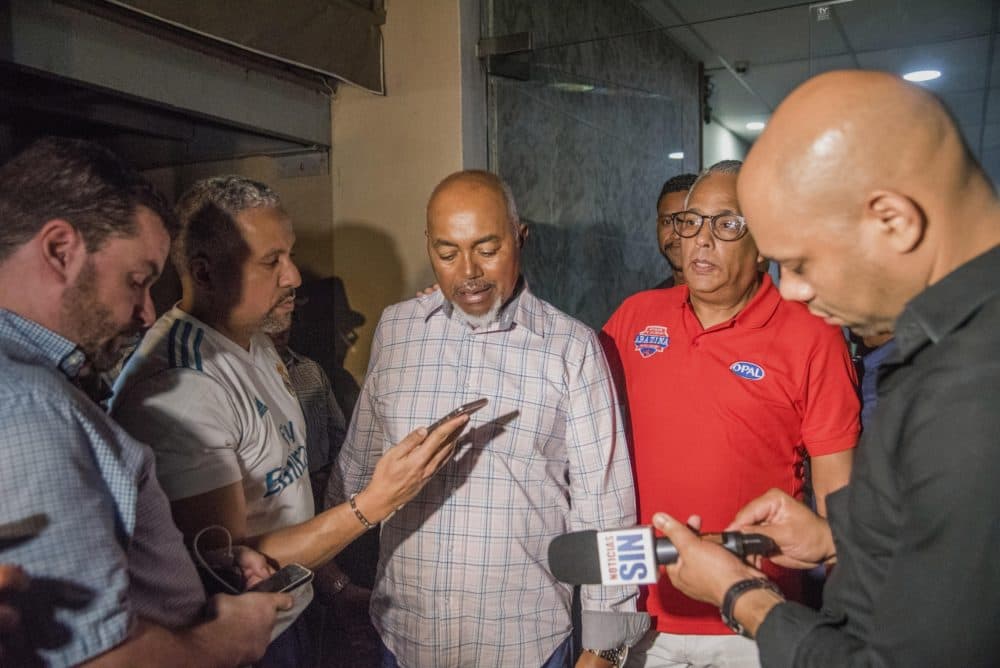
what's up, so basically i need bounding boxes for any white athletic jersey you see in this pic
[111,306,314,537]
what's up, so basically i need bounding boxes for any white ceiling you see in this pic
[631,0,1000,181]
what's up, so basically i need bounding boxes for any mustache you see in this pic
[273,289,296,308]
[454,280,494,294]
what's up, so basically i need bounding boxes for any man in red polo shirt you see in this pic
[602,160,859,668]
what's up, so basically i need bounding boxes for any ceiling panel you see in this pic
[665,0,811,25]
[823,0,994,54]
[938,89,989,127]
[684,7,814,67]
[630,0,999,174]
[854,36,991,93]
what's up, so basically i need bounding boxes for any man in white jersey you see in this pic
[111,176,466,666]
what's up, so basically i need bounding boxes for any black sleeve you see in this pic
[757,365,1000,667]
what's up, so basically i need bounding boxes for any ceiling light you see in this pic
[668,151,684,160]
[746,121,766,131]
[550,82,595,93]
[903,70,941,83]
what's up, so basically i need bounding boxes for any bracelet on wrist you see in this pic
[584,646,627,667]
[349,493,376,530]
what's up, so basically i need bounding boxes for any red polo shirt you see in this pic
[601,275,859,635]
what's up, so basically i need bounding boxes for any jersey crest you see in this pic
[634,325,670,358]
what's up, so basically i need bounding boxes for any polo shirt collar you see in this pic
[894,243,1000,361]
[682,273,781,330]
[420,278,545,336]
[0,308,88,380]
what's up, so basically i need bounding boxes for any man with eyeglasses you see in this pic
[654,173,697,289]
[601,160,859,668]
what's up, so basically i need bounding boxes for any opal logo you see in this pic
[730,361,766,381]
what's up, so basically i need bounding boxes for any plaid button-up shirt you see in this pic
[329,285,648,667]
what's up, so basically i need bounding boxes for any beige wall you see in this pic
[331,0,471,380]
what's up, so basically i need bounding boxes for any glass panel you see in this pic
[483,0,701,328]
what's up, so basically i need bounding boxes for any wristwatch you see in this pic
[720,577,785,638]
[584,646,627,667]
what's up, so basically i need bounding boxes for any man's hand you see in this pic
[355,413,469,522]
[415,283,440,298]
[653,513,761,608]
[0,564,28,663]
[725,488,837,569]
[0,564,28,635]
[231,545,276,589]
[195,591,294,666]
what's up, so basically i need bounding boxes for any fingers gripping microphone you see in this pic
[547,527,778,586]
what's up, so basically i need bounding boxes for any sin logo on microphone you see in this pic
[595,528,659,585]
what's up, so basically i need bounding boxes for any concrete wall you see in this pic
[330,0,483,380]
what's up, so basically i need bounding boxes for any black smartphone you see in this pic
[427,398,488,432]
[248,563,314,594]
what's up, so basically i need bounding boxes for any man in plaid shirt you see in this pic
[329,170,648,668]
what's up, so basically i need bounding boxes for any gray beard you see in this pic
[450,296,503,329]
[260,310,291,335]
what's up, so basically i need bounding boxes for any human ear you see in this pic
[38,219,86,283]
[190,255,212,288]
[864,190,925,254]
[517,224,529,248]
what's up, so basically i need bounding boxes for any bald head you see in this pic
[741,70,974,228]
[427,170,519,233]
[739,70,1000,337]
[425,170,526,327]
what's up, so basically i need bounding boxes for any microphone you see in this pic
[547,526,778,585]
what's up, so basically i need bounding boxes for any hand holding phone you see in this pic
[248,563,313,594]
[427,398,488,433]
[359,399,487,523]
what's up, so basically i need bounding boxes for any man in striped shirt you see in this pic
[329,170,648,668]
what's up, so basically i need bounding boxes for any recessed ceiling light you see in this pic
[746,121,766,131]
[903,70,941,83]
[668,151,684,160]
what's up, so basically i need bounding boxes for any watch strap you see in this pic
[720,577,785,638]
[584,646,628,667]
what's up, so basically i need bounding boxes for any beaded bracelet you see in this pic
[349,493,376,530]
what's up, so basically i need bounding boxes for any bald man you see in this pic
[329,170,647,668]
[648,70,1000,667]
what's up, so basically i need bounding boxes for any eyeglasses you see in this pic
[670,210,749,242]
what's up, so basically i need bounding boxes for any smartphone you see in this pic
[248,563,314,594]
[427,398,488,433]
